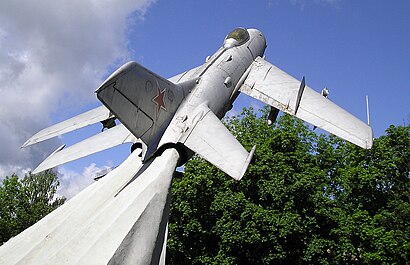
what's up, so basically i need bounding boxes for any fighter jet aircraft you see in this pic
[23,28,373,180]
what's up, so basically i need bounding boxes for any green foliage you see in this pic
[0,170,65,244]
[167,107,409,264]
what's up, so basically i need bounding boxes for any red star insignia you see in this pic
[152,81,167,118]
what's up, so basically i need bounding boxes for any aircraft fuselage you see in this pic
[159,29,266,147]
[26,27,373,177]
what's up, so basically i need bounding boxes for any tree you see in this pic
[329,125,410,263]
[167,107,410,264]
[0,170,65,244]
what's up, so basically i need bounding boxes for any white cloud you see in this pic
[0,164,30,180]
[57,162,113,200]
[0,0,156,181]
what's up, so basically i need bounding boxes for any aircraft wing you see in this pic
[239,57,373,149]
[182,105,255,180]
[168,64,205,83]
[22,105,113,148]
[33,124,137,174]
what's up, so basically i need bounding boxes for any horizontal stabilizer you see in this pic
[183,106,254,180]
[33,124,137,174]
[240,57,373,149]
[22,105,113,148]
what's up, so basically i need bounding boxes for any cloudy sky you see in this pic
[0,0,155,196]
[1,0,409,198]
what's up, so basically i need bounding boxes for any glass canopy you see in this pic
[224,28,249,48]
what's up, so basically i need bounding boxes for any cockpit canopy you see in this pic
[224,28,250,48]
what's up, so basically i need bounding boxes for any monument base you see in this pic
[0,149,180,265]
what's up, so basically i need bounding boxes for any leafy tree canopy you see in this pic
[0,170,66,244]
[167,108,410,264]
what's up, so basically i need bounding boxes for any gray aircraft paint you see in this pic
[1,28,373,264]
[25,28,371,178]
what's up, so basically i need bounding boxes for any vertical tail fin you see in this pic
[96,62,185,149]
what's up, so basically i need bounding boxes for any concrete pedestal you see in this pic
[0,149,179,265]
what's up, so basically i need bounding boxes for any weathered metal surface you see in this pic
[0,149,179,265]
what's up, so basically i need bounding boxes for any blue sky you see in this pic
[131,0,409,135]
[90,0,409,165]
[1,0,409,197]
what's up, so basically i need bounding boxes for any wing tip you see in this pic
[236,145,256,181]
[21,140,31,148]
[21,136,38,148]
[365,126,374,149]
[354,127,373,150]
[365,138,373,149]
[32,162,48,174]
[32,144,66,174]
[32,167,43,175]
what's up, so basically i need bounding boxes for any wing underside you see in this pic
[33,124,137,174]
[182,105,255,180]
[240,57,373,149]
[22,105,113,148]
[24,61,205,173]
